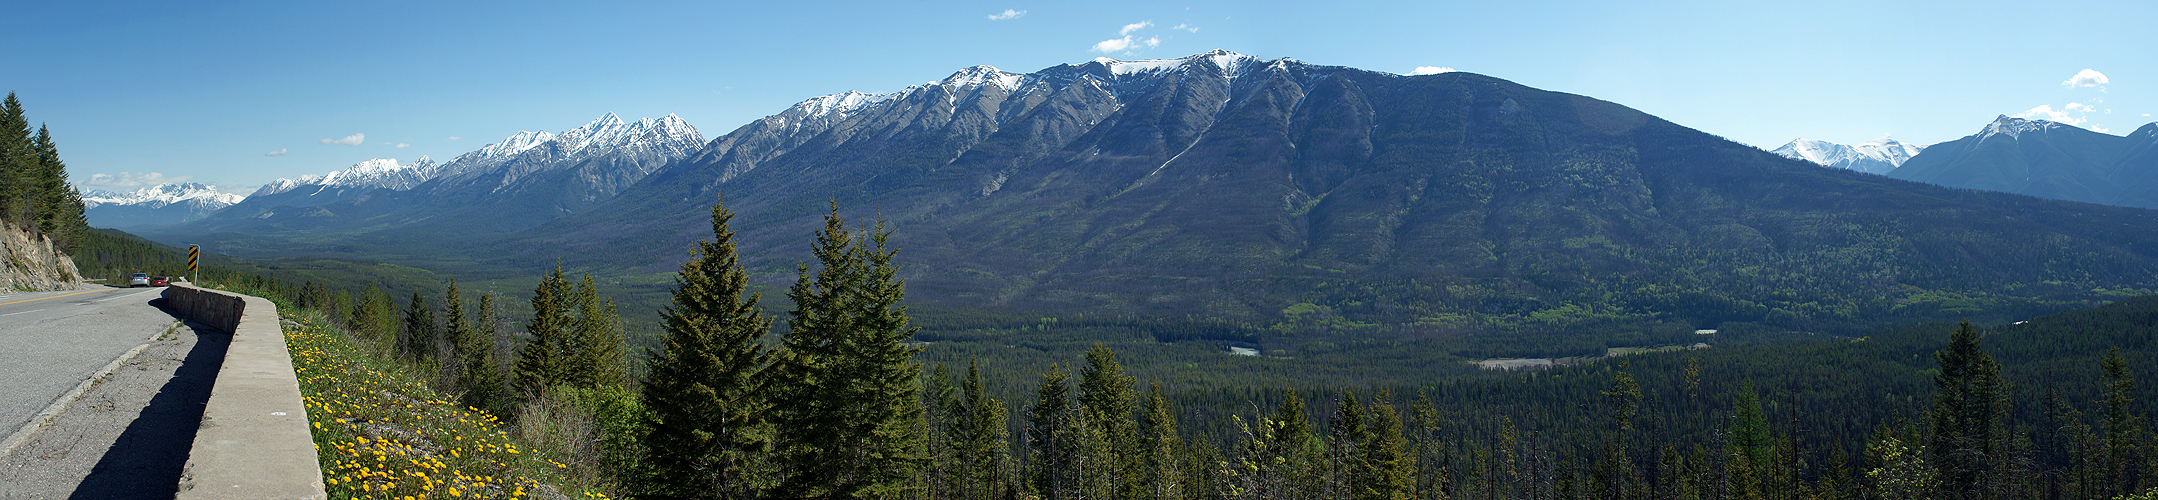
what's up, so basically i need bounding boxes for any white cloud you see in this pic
[319,133,365,146]
[1408,66,1456,76]
[396,143,410,148]
[447,136,463,140]
[1092,21,1162,54]
[264,148,288,157]
[1172,23,1198,33]
[2062,68,2109,88]
[988,9,1025,20]
[83,172,191,187]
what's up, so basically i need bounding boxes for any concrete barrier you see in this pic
[163,285,326,500]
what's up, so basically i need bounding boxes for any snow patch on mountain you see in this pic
[1771,138,1925,175]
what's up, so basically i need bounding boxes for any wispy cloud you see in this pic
[2063,68,2109,88]
[1171,23,1198,33]
[396,143,410,148]
[319,133,365,146]
[1408,66,1456,76]
[264,148,288,157]
[1092,21,1162,54]
[83,172,191,187]
[2015,103,2109,133]
[447,136,462,140]
[988,9,1025,20]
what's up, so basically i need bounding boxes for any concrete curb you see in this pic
[164,285,327,500]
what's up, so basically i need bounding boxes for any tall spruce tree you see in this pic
[1028,364,1078,500]
[1139,383,1183,500]
[401,291,436,361]
[641,196,775,500]
[1928,321,2013,500]
[947,357,1010,500]
[768,203,926,499]
[2102,347,2146,496]
[1,93,36,228]
[466,292,507,411]
[514,264,576,397]
[444,277,501,410]
[30,125,84,248]
[571,273,629,389]
[1357,393,1416,500]
[1078,344,1141,500]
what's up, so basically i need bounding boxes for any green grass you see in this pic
[280,308,610,499]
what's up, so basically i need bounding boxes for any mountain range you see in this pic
[1887,115,2158,209]
[162,113,704,239]
[81,182,246,228]
[1770,137,1924,174]
[141,50,2158,341]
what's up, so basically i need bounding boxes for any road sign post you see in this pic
[188,245,199,284]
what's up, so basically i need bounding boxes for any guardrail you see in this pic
[163,285,327,500]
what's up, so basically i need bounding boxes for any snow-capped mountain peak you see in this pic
[253,157,437,196]
[1771,137,1925,175]
[81,182,245,209]
[941,65,1025,92]
[1090,49,1257,78]
[1978,115,2068,143]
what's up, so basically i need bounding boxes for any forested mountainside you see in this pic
[495,51,2158,338]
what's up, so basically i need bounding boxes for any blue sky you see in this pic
[7,0,2152,194]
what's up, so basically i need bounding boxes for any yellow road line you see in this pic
[0,289,109,306]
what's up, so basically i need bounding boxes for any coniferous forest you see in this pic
[0,92,89,251]
[226,196,2158,500]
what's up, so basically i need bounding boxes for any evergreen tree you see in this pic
[468,292,508,412]
[1732,380,1773,468]
[30,125,84,248]
[1928,322,2012,500]
[1028,364,1078,500]
[767,204,926,499]
[2103,347,2146,496]
[1356,393,1416,500]
[641,196,775,500]
[444,277,501,410]
[1140,383,1183,500]
[1,93,36,228]
[948,357,1010,500]
[401,291,436,361]
[513,264,576,397]
[571,273,629,389]
[1078,344,1141,500]
[1269,389,1323,499]
[1327,390,1370,499]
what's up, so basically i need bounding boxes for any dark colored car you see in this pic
[151,276,170,287]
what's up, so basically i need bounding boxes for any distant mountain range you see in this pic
[1770,137,1924,174]
[1887,115,2158,209]
[81,182,246,228]
[166,113,704,238]
[138,50,2158,338]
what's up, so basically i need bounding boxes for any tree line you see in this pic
[237,195,2158,500]
[0,92,88,249]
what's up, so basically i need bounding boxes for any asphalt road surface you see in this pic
[0,286,178,447]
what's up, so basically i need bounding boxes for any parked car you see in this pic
[151,276,170,287]
[129,273,150,287]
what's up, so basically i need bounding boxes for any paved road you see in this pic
[0,286,178,445]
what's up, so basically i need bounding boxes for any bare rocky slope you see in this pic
[2,227,82,291]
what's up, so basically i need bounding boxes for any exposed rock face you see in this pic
[2,228,83,291]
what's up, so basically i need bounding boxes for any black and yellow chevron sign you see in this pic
[188,245,199,272]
